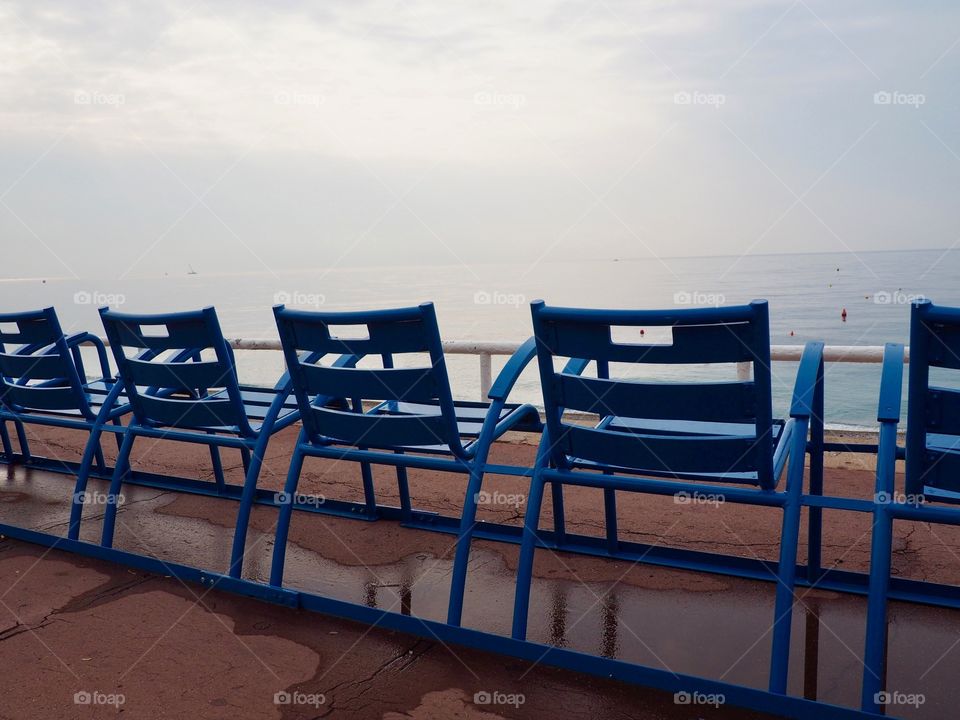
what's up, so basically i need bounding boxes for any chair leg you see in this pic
[269,444,307,586]
[511,472,547,640]
[68,422,115,541]
[240,447,252,475]
[551,482,566,544]
[395,451,411,522]
[446,465,485,626]
[0,422,13,459]
[359,460,378,517]
[110,418,124,451]
[228,434,270,579]
[807,439,824,584]
[13,420,30,462]
[769,426,807,695]
[93,443,106,474]
[100,430,136,548]
[860,506,894,711]
[603,487,618,553]
[209,442,226,493]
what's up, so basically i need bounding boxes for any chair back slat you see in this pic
[556,375,757,423]
[906,301,960,498]
[2,384,82,412]
[137,395,238,429]
[310,406,449,448]
[533,300,776,488]
[538,308,759,365]
[274,303,465,454]
[558,425,760,475]
[300,364,439,402]
[925,387,960,437]
[125,358,231,392]
[100,306,250,434]
[0,351,73,381]
[0,309,65,346]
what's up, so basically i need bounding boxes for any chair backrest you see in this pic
[273,302,466,456]
[906,300,960,499]
[531,299,777,488]
[0,307,93,419]
[99,306,252,435]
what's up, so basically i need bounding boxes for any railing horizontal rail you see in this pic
[89,338,907,400]
[223,339,908,362]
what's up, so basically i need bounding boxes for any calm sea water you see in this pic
[3,248,956,428]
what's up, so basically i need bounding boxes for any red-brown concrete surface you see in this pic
[0,425,958,719]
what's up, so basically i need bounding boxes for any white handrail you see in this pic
[221,339,906,399]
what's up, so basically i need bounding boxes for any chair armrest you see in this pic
[790,341,825,419]
[877,343,905,424]
[487,337,537,402]
[64,332,113,381]
[876,344,905,501]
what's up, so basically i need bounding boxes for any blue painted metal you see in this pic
[269,302,542,628]
[0,306,131,509]
[859,300,960,713]
[2,299,952,719]
[510,300,826,703]
[94,305,332,578]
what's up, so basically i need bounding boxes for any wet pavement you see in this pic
[0,428,959,718]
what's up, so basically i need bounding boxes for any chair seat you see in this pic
[327,399,539,455]
[567,416,789,484]
[0,379,130,422]
[172,385,301,434]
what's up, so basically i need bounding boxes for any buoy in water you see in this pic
[841,308,847,321]
[789,330,795,337]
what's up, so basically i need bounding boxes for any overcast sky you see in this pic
[1,0,958,280]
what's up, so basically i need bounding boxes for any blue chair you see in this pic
[861,299,960,712]
[268,302,542,625]
[92,306,310,577]
[511,299,824,696]
[0,307,129,497]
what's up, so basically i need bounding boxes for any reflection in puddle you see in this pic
[0,466,957,719]
[549,585,567,648]
[804,600,820,701]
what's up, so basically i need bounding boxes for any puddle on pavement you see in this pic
[0,465,955,719]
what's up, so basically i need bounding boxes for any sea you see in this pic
[3,248,956,430]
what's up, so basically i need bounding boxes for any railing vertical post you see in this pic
[479,352,492,400]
